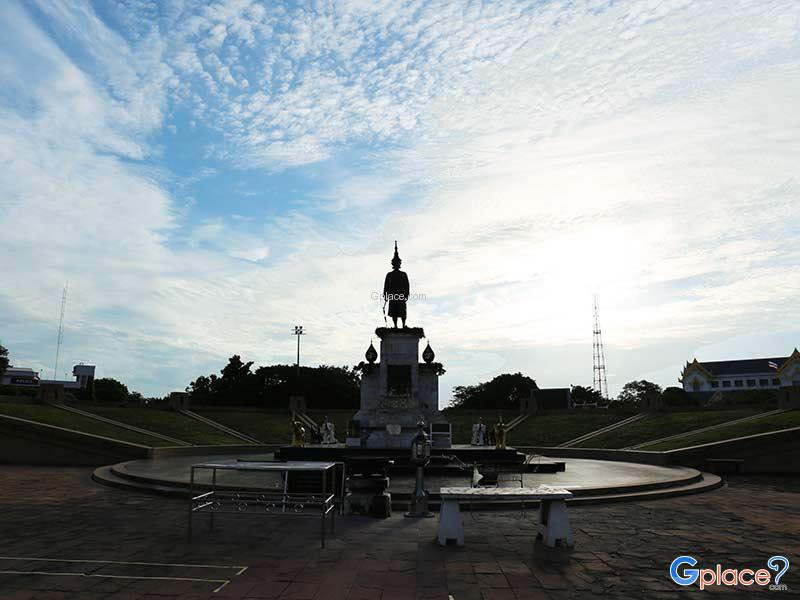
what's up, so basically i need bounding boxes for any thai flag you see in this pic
[768,361,779,370]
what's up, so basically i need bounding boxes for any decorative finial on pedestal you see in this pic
[365,340,378,364]
[422,342,435,363]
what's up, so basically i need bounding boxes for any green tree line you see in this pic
[185,355,360,408]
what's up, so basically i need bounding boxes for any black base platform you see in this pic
[273,444,566,473]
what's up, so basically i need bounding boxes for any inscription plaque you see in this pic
[381,395,414,409]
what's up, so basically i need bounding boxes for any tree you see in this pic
[661,386,691,409]
[93,378,129,403]
[185,356,360,408]
[450,372,537,410]
[617,380,662,405]
[570,385,603,405]
[0,343,8,381]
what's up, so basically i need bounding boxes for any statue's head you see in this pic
[391,240,402,270]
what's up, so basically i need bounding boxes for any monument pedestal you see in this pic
[354,327,450,449]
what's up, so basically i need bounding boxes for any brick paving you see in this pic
[0,466,798,599]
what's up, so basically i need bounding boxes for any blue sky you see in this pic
[1,0,799,403]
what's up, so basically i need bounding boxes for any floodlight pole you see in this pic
[293,325,305,378]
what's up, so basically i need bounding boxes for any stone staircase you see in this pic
[179,409,260,444]
[51,403,189,445]
[628,408,788,450]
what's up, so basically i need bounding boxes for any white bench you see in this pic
[437,485,573,548]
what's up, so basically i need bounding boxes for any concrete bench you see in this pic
[437,485,573,548]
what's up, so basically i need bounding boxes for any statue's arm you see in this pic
[383,273,391,298]
[401,272,410,298]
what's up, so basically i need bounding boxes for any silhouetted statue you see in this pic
[383,241,410,328]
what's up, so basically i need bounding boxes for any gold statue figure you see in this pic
[291,413,306,447]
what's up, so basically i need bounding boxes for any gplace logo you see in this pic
[670,555,790,591]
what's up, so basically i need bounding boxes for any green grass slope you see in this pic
[82,406,242,445]
[509,412,627,447]
[440,409,626,446]
[0,403,170,447]
[575,410,760,449]
[193,408,356,444]
[195,409,292,444]
[647,409,800,450]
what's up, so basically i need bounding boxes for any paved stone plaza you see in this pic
[0,466,797,599]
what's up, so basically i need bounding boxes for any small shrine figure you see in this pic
[494,417,508,450]
[321,416,337,444]
[291,414,306,447]
[470,417,487,446]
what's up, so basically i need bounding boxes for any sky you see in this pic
[1,0,799,405]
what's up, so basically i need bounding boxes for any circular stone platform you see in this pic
[94,453,721,505]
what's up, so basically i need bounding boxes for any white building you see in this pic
[680,349,800,393]
[1,367,40,387]
[3,364,96,390]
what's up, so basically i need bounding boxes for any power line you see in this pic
[592,294,608,400]
[53,283,68,379]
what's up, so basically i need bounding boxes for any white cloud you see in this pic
[1,0,799,401]
[188,218,270,262]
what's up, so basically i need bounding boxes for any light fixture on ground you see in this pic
[405,420,434,518]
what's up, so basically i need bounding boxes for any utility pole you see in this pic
[592,295,609,400]
[293,325,305,378]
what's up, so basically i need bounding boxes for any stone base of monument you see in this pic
[358,424,444,450]
[352,410,451,449]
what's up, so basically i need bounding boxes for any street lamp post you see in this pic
[405,421,434,518]
[293,325,305,378]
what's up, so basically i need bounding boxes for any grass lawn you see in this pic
[0,402,170,446]
[576,409,760,449]
[196,409,292,444]
[82,406,242,445]
[647,409,800,450]
[194,408,357,444]
[440,409,626,446]
[509,412,628,446]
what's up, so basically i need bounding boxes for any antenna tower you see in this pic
[54,283,68,379]
[592,294,608,400]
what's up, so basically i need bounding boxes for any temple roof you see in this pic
[695,356,788,376]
